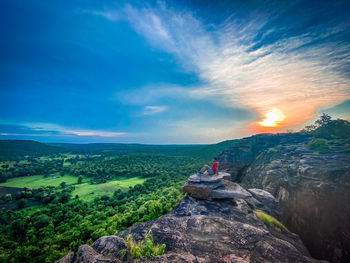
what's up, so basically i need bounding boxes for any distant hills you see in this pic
[0,139,238,161]
[0,140,64,160]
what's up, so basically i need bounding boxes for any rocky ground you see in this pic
[218,133,350,263]
[58,172,323,263]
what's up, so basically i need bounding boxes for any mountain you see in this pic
[0,140,64,160]
[218,132,350,263]
[58,173,321,263]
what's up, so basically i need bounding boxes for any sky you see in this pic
[0,0,350,144]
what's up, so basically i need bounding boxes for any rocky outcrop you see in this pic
[218,133,350,263]
[183,172,252,200]
[218,133,308,181]
[58,172,322,263]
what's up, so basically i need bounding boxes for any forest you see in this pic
[1,115,349,262]
[0,140,236,262]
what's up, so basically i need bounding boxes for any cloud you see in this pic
[164,117,252,143]
[113,84,191,105]
[92,2,350,132]
[1,120,126,138]
[143,105,168,115]
[85,10,122,22]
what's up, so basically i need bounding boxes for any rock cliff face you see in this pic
[58,173,322,263]
[218,133,350,263]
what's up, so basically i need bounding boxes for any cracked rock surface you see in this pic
[58,172,323,263]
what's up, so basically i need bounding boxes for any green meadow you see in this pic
[0,174,80,188]
[72,176,146,201]
[0,174,146,201]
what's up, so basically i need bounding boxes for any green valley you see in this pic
[0,140,237,262]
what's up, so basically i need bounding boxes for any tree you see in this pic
[17,199,27,209]
[307,138,330,152]
[78,176,83,184]
[33,215,51,229]
[60,181,66,188]
[101,195,110,201]
[315,113,332,127]
[5,194,12,202]
[58,192,70,203]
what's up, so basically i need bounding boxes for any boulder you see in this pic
[58,172,323,263]
[56,252,76,263]
[183,172,252,201]
[78,244,120,263]
[182,172,230,199]
[211,180,252,200]
[248,188,281,219]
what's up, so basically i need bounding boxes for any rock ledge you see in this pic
[57,172,324,263]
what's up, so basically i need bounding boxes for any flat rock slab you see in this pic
[211,180,252,200]
[188,172,231,183]
[248,188,276,202]
[183,173,252,201]
[182,182,213,199]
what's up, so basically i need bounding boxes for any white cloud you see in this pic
[91,3,350,135]
[17,121,126,138]
[143,105,168,115]
[164,117,252,143]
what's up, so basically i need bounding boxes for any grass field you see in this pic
[0,174,84,188]
[72,177,146,201]
[0,174,146,202]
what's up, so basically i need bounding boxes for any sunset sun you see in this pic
[258,108,286,127]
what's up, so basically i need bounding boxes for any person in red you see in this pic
[198,157,219,176]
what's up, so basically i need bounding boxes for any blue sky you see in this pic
[0,0,349,144]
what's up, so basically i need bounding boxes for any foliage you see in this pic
[0,153,199,262]
[49,140,237,160]
[307,138,330,152]
[0,140,64,161]
[77,176,83,184]
[71,177,146,202]
[312,119,350,140]
[301,114,350,141]
[120,229,165,260]
[315,113,332,127]
[17,199,27,209]
[254,210,289,232]
[0,139,231,262]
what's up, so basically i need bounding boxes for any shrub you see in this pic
[33,214,51,229]
[120,229,165,260]
[17,199,27,209]
[77,176,83,184]
[253,210,289,232]
[307,138,330,152]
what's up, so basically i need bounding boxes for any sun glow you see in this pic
[258,109,286,127]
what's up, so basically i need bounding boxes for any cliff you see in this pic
[218,133,350,263]
[58,172,322,263]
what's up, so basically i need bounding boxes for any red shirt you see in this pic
[211,161,219,174]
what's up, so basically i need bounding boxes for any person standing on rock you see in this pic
[198,157,219,176]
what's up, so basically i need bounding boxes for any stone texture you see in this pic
[187,172,231,183]
[78,244,120,263]
[59,174,324,263]
[248,188,281,219]
[218,133,350,263]
[210,180,252,200]
[183,172,252,200]
[56,252,76,263]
